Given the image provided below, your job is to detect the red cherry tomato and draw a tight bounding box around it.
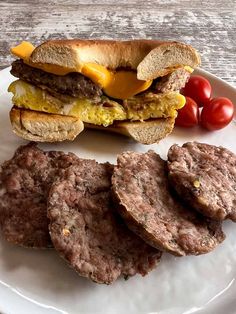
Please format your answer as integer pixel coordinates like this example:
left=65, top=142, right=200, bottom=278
left=175, top=96, right=199, bottom=127
left=201, top=97, right=234, bottom=130
left=181, top=75, right=212, bottom=107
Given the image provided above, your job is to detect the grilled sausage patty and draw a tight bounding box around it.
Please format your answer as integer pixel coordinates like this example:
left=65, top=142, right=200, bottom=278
left=112, top=150, right=225, bottom=256
left=11, top=59, right=102, bottom=99
left=168, top=142, right=236, bottom=221
left=0, top=143, right=77, bottom=248
left=155, top=68, right=190, bottom=93
left=47, top=158, right=161, bottom=284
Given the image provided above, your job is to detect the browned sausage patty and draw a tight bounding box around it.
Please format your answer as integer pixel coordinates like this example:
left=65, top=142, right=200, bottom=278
left=168, top=142, right=236, bottom=221
left=0, top=143, right=78, bottom=248
left=47, top=159, right=161, bottom=284
left=112, top=150, right=225, bottom=256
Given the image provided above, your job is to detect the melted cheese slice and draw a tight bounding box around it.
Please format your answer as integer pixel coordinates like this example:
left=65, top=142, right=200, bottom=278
left=103, top=71, right=152, bottom=100
left=81, top=63, right=152, bottom=100
left=11, top=42, right=152, bottom=99
left=11, top=41, right=35, bottom=60
left=80, top=63, right=112, bottom=87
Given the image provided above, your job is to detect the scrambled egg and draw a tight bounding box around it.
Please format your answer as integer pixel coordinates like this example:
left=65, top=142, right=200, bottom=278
left=125, top=93, right=185, bottom=121
left=8, top=80, right=186, bottom=127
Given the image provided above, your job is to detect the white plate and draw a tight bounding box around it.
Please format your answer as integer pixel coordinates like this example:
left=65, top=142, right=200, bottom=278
left=0, top=67, right=236, bottom=314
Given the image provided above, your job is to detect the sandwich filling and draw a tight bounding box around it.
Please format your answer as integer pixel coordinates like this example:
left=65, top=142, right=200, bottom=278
left=9, top=42, right=191, bottom=127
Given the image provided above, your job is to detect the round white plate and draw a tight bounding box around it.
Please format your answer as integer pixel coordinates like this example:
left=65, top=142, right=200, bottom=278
left=0, top=67, right=236, bottom=314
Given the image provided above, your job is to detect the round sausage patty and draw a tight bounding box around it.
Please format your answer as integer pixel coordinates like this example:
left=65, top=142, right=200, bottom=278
left=112, top=150, right=225, bottom=256
left=0, top=143, right=77, bottom=248
left=47, top=159, right=161, bottom=284
left=168, top=142, right=236, bottom=221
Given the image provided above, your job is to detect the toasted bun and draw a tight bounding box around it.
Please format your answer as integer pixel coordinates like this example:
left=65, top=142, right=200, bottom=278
left=10, top=106, right=174, bottom=144
left=29, top=39, right=200, bottom=81
left=85, top=118, right=175, bottom=145
left=10, top=107, right=84, bottom=142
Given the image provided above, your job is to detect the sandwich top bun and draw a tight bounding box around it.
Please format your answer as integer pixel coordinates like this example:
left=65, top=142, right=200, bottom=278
left=29, top=40, right=200, bottom=80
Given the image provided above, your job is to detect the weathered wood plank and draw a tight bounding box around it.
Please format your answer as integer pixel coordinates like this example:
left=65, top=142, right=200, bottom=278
left=0, top=1, right=236, bottom=86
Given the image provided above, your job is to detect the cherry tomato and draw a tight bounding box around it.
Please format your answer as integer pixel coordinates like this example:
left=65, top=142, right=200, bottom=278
left=175, top=96, right=199, bottom=127
left=201, top=97, right=234, bottom=130
left=181, top=75, right=212, bottom=107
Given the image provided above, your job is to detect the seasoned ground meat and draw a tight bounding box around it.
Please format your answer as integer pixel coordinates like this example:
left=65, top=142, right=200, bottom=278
left=11, top=59, right=102, bottom=99
left=47, top=159, right=161, bottom=284
left=112, top=150, right=225, bottom=256
left=0, top=143, right=78, bottom=248
left=155, top=68, right=191, bottom=93
left=168, top=142, right=236, bottom=221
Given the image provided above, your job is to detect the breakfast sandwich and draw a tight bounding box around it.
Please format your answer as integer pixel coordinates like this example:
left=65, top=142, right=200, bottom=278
left=8, top=40, right=200, bottom=143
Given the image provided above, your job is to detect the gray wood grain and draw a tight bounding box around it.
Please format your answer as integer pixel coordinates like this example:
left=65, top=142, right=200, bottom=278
left=0, top=0, right=236, bottom=87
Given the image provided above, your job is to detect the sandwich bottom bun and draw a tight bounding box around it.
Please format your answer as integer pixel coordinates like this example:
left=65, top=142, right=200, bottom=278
left=10, top=107, right=175, bottom=144
left=10, top=107, right=84, bottom=142
left=85, top=118, right=175, bottom=145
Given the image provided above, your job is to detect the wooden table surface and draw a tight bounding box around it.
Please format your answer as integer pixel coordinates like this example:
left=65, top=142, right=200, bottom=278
left=0, top=0, right=236, bottom=87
